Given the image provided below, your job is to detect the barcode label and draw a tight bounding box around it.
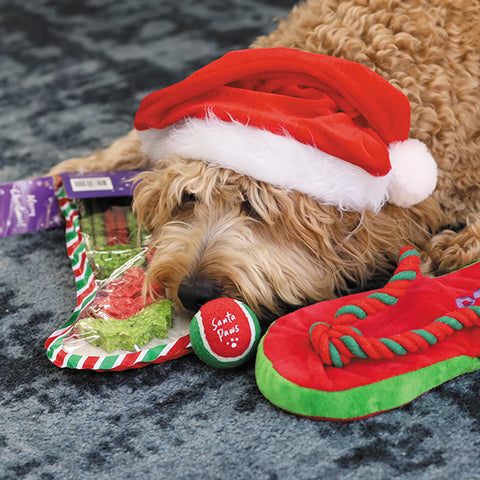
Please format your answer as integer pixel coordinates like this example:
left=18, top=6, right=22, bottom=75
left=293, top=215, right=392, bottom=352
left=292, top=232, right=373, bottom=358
left=69, top=177, right=114, bottom=192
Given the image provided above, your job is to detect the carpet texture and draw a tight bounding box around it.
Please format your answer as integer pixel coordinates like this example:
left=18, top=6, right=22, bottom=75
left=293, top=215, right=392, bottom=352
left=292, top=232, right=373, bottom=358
left=1, top=1, right=479, bottom=479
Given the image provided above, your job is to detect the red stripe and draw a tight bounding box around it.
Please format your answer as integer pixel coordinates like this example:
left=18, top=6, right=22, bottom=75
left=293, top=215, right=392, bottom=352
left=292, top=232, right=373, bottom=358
left=122, top=350, right=143, bottom=367
left=75, top=278, right=97, bottom=309
left=44, top=335, right=57, bottom=349
left=167, top=336, right=192, bottom=355
left=82, top=356, right=101, bottom=369
left=65, top=210, right=80, bottom=227
left=72, top=251, right=88, bottom=278
left=54, top=349, right=68, bottom=367
left=179, top=335, right=193, bottom=350
left=67, top=236, right=83, bottom=256
left=57, top=197, right=71, bottom=208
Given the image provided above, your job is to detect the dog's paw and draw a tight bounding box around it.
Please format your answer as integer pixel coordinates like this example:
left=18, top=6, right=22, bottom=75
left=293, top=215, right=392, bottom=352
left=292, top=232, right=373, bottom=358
left=426, top=223, right=480, bottom=274
left=47, top=156, right=94, bottom=176
left=47, top=129, right=152, bottom=177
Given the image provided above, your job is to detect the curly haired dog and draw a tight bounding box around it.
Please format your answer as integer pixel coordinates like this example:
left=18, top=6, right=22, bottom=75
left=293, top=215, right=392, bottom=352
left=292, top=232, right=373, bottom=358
left=50, top=0, right=480, bottom=322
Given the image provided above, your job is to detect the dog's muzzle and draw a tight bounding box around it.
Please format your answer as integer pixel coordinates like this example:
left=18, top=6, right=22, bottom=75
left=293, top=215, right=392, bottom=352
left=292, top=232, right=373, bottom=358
left=177, top=276, right=222, bottom=312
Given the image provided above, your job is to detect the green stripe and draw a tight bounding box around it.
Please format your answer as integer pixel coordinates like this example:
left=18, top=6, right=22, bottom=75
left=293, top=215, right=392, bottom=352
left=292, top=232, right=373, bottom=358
left=329, top=343, right=343, bottom=368
left=71, top=248, right=87, bottom=268
left=66, top=230, right=78, bottom=243
left=48, top=337, right=65, bottom=354
left=335, top=305, right=367, bottom=319
left=46, top=346, right=56, bottom=360
left=436, top=316, right=463, bottom=330
left=56, top=186, right=65, bottom=199
left=66, top=354, right=83, bottom=369
left=255, top=337, right=480, bottom=420
left=381, top=338, right=408, bottom=355
left=390, top=270, right=417, bottom=282
left=142, top=344, right=166, bottom=363
left=75, top=278, right=90, bottom=291
left=340, top=336, right=368, bottom=359
left=62, top=203, right=77, bottom=219
left=367, top=292, right=398, bottom=305
left=398, top=249, right=420, bottom=262
left=99, top=355, right=120, bottom=370
left=412, top=329, right=438, bottom=345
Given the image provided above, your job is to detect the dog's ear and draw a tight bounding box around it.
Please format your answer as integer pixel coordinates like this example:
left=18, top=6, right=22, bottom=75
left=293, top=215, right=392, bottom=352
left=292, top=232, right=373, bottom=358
left=132, top=162, right=179, bottom=234
left=132, top=156, right=247, bottom=232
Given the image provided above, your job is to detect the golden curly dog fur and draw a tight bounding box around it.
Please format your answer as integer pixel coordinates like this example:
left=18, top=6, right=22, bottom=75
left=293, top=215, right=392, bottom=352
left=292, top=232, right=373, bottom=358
left=50, top=0, right=480, bottom=321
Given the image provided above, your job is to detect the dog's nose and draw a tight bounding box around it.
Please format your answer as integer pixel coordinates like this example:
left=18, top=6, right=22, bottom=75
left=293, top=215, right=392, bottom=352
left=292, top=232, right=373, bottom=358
left=177, top=276, right=222, bottom=312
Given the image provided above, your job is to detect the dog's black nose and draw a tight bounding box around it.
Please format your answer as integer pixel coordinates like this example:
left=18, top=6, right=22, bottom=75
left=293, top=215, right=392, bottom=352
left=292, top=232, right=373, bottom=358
left=177, top=276, right=222, bottom=312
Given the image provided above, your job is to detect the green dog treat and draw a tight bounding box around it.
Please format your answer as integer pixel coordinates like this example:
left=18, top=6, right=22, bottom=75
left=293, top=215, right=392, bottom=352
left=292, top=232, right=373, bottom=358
left=78, top=198, right=151, bottom=280
left=79, top=200, right=107, bottom=251
left=76, top=299, right=174, bottom=353
left=126, top=209, right=150, bottom=247
left=92, top=244, right=145, bottom=280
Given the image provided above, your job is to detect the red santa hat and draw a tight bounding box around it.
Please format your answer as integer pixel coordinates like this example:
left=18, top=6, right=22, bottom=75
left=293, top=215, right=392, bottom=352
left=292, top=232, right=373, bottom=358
left=134, top=48, right=437, bottom=212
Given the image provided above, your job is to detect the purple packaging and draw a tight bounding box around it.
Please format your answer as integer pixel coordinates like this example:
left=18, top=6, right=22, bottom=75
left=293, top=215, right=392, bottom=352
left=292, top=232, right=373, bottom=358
left=60, top=170, right=141, bottom=199
left=0, top=170, right=141, bottom=237
left=0, top=177, right=62, bottom=237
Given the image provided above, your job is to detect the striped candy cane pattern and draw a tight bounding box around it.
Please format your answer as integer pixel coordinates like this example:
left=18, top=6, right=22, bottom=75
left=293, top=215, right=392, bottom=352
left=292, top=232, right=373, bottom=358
left=45, top=185, right=192, bottom=371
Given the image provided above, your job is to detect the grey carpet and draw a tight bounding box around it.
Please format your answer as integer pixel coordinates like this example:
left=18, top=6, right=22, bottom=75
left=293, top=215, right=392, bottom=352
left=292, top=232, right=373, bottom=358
left=1, top=1, right=479, bottom=479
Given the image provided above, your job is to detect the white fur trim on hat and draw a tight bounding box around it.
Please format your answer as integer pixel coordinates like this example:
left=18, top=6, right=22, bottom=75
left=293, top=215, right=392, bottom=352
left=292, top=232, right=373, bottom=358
left=137, top=116, right=437, bottom=212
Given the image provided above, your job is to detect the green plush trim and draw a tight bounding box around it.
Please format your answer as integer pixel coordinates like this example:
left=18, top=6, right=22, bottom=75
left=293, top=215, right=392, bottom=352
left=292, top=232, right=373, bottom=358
left=255, top=337, right=480, bottom=420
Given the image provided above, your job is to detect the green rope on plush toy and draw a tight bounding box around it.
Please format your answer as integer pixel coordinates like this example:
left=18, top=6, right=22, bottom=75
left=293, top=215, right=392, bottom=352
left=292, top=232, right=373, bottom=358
left=311, top=307, right=480, bottom=368
left=310, top=247, right=480, bottom=367
left=334, top=247, right=421, bottom=323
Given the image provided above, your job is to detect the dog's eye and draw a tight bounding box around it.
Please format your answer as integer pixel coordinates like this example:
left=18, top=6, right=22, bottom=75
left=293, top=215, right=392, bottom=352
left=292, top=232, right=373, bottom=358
left=181, top=192, right=198, bottom=204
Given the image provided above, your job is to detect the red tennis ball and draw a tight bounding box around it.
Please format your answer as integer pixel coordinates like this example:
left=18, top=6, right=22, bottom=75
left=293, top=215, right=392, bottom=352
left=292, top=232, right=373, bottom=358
left=190, top=298, right=261, bottom=368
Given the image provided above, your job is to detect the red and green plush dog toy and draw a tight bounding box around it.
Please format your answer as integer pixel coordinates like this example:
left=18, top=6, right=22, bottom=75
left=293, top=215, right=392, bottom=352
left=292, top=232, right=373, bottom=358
left=255, top=247, right=480, bottom=420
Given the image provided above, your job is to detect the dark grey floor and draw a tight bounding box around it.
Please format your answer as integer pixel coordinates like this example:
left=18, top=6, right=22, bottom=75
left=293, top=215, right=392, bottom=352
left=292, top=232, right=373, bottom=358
left=1, top=1, right=479, bottom=479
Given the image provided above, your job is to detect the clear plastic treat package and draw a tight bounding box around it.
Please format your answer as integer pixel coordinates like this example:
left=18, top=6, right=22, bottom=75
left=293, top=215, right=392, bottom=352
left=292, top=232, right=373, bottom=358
left=45, top=171, right=192, bottom=371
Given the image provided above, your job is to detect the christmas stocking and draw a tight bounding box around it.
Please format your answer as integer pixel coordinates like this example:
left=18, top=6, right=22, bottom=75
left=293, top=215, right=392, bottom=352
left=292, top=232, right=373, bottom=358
left=255, top=247, right=480, bottom=420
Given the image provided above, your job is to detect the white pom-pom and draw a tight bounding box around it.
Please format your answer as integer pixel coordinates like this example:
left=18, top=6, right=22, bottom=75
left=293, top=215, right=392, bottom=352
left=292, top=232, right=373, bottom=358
left=387, top=139, right=437, bottom=207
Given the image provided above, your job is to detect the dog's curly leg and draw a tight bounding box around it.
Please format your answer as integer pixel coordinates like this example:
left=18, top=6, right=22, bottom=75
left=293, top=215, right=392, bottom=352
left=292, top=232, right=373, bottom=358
left=48, top=129, right=153, bottom=175
left=424, top=215, right=480, bottom=274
